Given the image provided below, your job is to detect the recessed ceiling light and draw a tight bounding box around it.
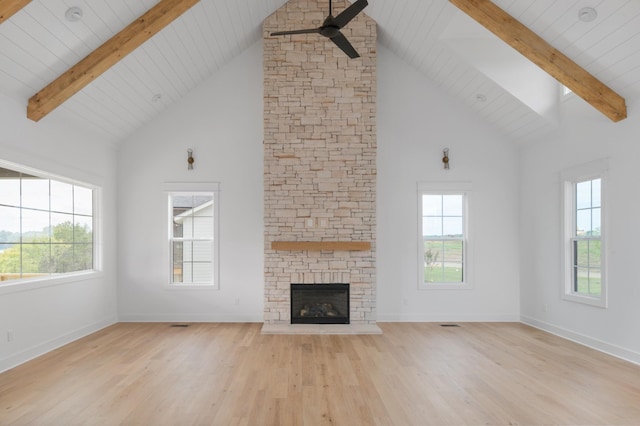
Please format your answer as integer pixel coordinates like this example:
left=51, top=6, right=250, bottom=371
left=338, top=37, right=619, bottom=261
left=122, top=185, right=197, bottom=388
left=476, top=94, right=487, bottom=102
left=152, top=93, right=163, bottom=103
left=65, top=6, right=83, bottom=22
left=578, top=7, right=597, bottom=23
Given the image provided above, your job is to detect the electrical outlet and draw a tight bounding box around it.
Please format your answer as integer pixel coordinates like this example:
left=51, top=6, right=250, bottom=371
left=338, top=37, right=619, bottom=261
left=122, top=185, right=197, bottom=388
left=306, top=218, right=315, bottom=228
left=7, top=330, right=14, bottom=342
left=235, top=298, right=240, bottom=305
left=543, top=304, right=549, bottom=312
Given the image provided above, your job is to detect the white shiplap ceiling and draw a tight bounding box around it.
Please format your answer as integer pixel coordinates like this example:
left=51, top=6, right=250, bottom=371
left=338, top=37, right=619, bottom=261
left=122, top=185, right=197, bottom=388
left=0, top=0, right=639, bottom=145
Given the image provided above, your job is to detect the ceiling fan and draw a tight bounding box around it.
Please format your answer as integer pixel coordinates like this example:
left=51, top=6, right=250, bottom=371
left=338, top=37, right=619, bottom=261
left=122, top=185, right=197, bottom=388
left=271, top=0, right=369, bottom=59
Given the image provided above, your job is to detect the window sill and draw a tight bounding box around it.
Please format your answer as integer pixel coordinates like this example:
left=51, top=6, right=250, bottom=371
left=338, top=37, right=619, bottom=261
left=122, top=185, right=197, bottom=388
left=563, top=293, right=607, bottom=308
left=0, top=271, right=104, bottom=295
left=164, top=283, right=219, bottom=291
left=419, top=283, right=473, bottom=291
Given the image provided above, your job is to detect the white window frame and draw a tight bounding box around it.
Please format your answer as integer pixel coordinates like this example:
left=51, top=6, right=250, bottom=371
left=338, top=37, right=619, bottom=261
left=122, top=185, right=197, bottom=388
left=0, top=159, right=101, bottom=292
left=164, top=182, right=219, bottom=290
left=418, top=182, right=472, bottom=290
left=561, top=160, right=607, bottom=308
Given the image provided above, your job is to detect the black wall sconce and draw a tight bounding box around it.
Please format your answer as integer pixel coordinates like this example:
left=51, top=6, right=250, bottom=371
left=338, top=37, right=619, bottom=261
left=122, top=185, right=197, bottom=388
left=442, top=148, right=450, bottom=170
left=187, top=149, right=194, bottom=170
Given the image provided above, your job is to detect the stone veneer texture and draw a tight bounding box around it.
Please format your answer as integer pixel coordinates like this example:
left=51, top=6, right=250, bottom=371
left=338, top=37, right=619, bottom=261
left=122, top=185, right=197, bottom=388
left=263, top=0, right=377, bottom=324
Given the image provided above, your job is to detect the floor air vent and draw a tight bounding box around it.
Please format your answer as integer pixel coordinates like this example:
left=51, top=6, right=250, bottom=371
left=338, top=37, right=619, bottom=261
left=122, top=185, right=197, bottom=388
left=440, top=324, right=460, bottom=327
left=170, top=324, right=189, bottom=328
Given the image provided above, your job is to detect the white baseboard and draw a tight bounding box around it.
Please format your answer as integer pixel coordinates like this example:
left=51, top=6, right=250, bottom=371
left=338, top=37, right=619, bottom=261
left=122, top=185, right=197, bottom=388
left=0, top=315, right=118, bottom=374
left=377, top=313, right=520, bottom=322
left=117, top=313, right=263, bottom=323
left=521, top=315, right=640, bottom=366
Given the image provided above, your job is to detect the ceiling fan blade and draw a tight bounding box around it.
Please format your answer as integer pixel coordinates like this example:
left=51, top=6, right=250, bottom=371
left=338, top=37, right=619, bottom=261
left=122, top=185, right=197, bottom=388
left=271, top=28, right=321, bottom=36
left=330, top=32, right=360, bottom=58
left=333, top=0, right=368, bottom=29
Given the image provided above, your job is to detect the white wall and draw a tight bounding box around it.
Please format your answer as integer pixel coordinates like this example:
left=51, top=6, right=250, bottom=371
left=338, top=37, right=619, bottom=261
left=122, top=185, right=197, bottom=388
left=376, top=46, right=521, bottom=321
left=117, top=42, right=265, bottom=322
left=117, top=42, right=521, bottom=323
left=520, top=96, right=640, bottom=364
left=0, top=93, right=118, bottom=372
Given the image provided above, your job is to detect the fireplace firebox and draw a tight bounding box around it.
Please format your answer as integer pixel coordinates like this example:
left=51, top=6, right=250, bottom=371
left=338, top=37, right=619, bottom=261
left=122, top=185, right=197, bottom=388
left=290, top=284, right=350, bottom=324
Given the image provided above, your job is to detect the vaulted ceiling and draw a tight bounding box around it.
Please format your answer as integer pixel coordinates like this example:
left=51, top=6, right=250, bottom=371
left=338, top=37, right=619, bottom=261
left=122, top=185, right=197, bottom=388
left=1, top=0, right=639, bottom=145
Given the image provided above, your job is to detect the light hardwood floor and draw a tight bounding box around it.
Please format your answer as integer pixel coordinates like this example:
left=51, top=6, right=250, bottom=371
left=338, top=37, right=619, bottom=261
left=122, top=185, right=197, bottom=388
left=1, top=322, right=639, bottom=425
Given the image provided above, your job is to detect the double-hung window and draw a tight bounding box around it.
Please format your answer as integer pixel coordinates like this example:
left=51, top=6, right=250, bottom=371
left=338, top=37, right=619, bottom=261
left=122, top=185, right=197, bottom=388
left=418, top=183, right=471, bottom=289
left=167, top=183, right=219, bottom=288
left=0, top=161, right=96, bottom=284
left=562, top=161, right=607, bottom=307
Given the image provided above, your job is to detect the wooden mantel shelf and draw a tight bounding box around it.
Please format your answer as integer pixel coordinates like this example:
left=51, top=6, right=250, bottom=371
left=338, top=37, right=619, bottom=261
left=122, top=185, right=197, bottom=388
left=271, top=241, right=371, bottom=251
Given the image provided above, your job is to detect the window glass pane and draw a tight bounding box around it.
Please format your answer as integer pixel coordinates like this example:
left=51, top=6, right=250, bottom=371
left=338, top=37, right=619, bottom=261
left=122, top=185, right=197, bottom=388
left=22, top=178, right=49, bottom=210
left=591, top=179, right=601, bottom=208
left=192, top=262, right=212, bottom=282
left=424, top=259, right=443, bottom=283
left=51, top=243, right=74, bottom=273
left=182, top=263, right=193, bottom=283
left=442, top=217, right=462, bottom=236
left=173, top=263, right=184, bottom=283
left=192, top=241, right=212, bottom=262
left=442, top=195, right=462, bottom=216
left=575, top=267, right=589, bottom=294
left=423, top=217, right=442, bottom=237
left=193, top=217, right=214, bottom=239
left=0, top=245, right=20, bottom=274
left=442, top=241, right=463, bottom=282
left=50, top=181, right=73, bottom=213
left=588, top=268, right=601, bottom=296
left=573, top=240, right=601, bottom=297
left=172, top=219, right=183, bottom=238
left=73, top=244, right=93, bottom=271
left=0, top=173, right=20, bottom=207
left=180, top=241, right=193, bottom=263
left=180, top=218, right=194, bottom=239
left=424, top=240, right=443, bottom=283
left=74, top=216, right=93, bottom=243
left=172, top=241, right=184, bottom=282
left=576, top=209, right=591, bottom=235
left=22, top=209, right=50, bottom=241
left=51, top=214, right=74, bottom=243
left=574, top=240, right=589, bottom=267
left=422, top=195, right=442, bottom=216
left=193, top=196, right=214, bottom=216
left=0, top=206, right=20, bottom=241
left=73, top=186, right=93, bottom=216
left=172, top=195, right=193, bottom=210
left=588, top=240, right=601, bottom=268
left=576, top=181, right=592, bottom=209
left=591, top=208, right=601, bottom=236
left=21, top=243, right=50, bottom=274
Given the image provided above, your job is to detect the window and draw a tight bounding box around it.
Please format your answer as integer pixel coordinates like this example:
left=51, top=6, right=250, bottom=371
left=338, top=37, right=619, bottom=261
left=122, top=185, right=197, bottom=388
left=418, top=183, right=471, bottom=289
left=562, top=84, right=573, bottom=96
left=167, top=184, right=219, bottom=288
left=0, top=162, right=96, bottom=283
left=562, top=161, right=607, bottom=307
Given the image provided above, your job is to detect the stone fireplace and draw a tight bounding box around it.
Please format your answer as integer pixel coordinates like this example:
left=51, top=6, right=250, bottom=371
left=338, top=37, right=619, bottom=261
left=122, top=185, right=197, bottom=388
left=263, top=0, right=377, bottom=328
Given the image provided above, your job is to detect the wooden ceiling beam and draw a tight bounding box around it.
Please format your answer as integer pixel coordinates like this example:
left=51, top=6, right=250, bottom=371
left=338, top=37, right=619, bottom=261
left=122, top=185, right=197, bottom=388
left=0, top=0, right=31, bottom=24
left=27, top=0, right=200, bottom=122
left=449, top=0, right=627, bottom=122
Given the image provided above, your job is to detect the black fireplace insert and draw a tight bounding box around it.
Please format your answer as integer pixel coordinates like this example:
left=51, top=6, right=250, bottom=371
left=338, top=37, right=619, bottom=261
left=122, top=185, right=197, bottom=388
left=290, top=283, right=350, bottom=324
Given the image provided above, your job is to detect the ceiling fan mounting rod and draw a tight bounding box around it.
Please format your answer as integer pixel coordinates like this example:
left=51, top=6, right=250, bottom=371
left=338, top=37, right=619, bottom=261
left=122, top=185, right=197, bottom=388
left=329, top=0, right=332, bottom=16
